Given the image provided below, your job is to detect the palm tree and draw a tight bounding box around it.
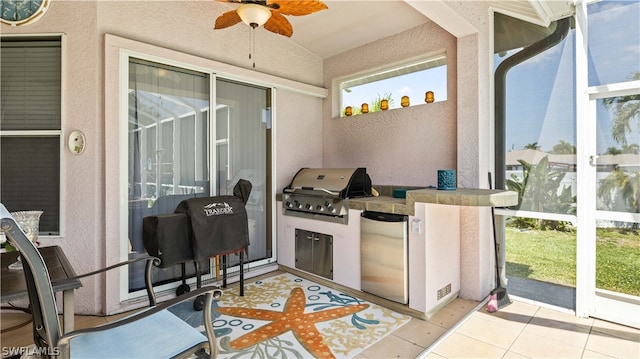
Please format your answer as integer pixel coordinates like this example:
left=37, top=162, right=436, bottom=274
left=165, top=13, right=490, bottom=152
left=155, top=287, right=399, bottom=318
left=602, top=72, right=640, bottom=146
left=621, top=144, right=639, bottom=154
left=604, top=147, right=623, bottom=155
left=551, top=140, right=576, bottom=154
left=524, top=142, right=541, bottom=150
left=598, top=168, right=640, bottom=216
left=598, top=71, right=640, bottom=222
left=604, top=144, right=639, bottom=155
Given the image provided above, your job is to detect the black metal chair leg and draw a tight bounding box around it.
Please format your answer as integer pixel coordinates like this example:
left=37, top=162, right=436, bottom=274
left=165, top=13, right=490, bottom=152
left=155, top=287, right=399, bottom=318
left=193, top=260, right=205, bottom=311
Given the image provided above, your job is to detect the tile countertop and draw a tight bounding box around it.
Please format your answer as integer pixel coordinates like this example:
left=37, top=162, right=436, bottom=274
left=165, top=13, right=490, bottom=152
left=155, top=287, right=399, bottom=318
left=349, top=188, right=519, bottom=216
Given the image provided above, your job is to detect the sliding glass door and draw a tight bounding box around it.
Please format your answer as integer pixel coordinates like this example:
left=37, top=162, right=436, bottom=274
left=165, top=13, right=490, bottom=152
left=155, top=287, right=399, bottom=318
left=215, top=78, right=272, bottom=269
left=125, top=58, right=272, bottom=294
left=127, top=59, right=211, bottom=291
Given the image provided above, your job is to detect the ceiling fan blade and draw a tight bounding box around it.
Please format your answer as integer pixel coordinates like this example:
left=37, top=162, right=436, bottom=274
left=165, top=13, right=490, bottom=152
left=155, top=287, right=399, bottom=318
left=269, top=0, right=327, bottom=16
left=216, top=0, right=275, bottom=6
left=214, top=10, right=242, bottom=29
left=263, top=11, right=293, bottom=37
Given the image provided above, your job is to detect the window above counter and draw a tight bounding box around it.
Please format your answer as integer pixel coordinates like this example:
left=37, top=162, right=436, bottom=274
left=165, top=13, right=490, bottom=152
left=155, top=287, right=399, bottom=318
left=335, top=53, right=448, bottom=118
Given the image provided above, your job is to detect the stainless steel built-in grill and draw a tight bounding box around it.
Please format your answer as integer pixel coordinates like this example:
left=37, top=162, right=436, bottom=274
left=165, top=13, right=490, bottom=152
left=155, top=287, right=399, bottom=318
left=282, top=168, right=372, bottom=224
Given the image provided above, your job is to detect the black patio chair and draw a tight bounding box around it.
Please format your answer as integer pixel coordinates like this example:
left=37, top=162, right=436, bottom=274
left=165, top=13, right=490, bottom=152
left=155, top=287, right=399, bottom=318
left=0, top=203, right=221, bottom=358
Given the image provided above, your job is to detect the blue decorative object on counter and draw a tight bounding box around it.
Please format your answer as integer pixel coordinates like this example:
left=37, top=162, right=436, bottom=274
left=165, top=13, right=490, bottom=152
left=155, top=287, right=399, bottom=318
left=437, top=170, right=456, bottom=190
left=393, top=189, right=408, bottom=198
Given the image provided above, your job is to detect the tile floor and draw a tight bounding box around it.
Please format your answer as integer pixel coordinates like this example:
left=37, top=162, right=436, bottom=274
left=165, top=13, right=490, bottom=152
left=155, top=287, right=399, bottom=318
left=2, top=287, right=639, bottom=358
left=422, top=299, right=639, bottom=359
left=357, top=296, right=640, bottom=359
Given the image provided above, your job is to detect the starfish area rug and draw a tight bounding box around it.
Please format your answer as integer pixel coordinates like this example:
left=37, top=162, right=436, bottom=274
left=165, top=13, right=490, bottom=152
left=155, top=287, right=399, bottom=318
left=168, top=272, right=412, bottom=358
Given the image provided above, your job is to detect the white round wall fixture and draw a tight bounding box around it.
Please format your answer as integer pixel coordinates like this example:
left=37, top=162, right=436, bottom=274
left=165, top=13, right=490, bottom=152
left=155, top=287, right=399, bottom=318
left=68, top=130, right=86, bottom=154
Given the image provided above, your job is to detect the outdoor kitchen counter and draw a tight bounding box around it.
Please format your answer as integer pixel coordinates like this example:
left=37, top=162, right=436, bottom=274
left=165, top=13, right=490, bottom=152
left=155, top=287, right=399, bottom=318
left=348, top=196, right=412, bottom=215
left=348, top=188, right=518, bottom=215
left=276, top=187, right=518, bottom=319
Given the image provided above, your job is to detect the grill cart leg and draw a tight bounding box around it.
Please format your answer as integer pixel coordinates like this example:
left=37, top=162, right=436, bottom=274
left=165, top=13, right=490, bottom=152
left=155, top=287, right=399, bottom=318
left=239, top=250, right=244, bottom=296
left=215, top=255, right=220, bottom=282
left=222, top=255, right=228, bottom=288
left=175, top=262, right=191, bottom=296
left=195, top=260, right=202, bottom=289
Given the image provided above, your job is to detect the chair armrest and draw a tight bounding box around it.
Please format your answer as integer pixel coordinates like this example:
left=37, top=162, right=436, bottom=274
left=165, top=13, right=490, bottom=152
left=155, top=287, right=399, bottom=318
left=52, top=256, right=161, bottom=306
left=57, top=286, right=222, bottom=358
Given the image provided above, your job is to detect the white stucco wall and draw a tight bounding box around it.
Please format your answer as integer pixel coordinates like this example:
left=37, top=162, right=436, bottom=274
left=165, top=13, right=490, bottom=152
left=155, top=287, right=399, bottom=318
left=274, top=90, right=324, bottom=193
left=1, top=1, right=104, bottom=314
left=322, top=22, right=457, bottom=187
left=449, top=2, right=495, bottom=303
left=427, top=1, right=496, bottom=301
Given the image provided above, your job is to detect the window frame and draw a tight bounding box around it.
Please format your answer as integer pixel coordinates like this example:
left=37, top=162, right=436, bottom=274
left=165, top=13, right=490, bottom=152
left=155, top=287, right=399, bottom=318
left=333, top=52, right=448, bottom=118
left=0, top=34, right=65, bottom=237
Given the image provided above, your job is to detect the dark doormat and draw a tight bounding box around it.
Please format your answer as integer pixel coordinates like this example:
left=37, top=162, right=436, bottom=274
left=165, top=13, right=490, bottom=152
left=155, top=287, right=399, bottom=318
left=507, top=276, right=576, bottom=310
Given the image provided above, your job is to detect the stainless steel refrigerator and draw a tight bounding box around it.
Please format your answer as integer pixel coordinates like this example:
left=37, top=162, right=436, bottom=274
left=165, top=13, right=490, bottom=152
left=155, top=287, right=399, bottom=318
left=360, top=211, right=409, bottom=304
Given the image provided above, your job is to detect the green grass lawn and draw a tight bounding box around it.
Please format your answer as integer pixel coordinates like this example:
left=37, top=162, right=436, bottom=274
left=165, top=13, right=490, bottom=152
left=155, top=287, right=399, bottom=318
left=505, top=226, right=640, bottom=296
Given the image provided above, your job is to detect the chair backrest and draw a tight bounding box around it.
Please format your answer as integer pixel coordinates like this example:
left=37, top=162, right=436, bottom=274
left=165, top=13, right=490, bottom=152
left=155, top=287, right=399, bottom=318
left=0, top=204, right=62, bottom=352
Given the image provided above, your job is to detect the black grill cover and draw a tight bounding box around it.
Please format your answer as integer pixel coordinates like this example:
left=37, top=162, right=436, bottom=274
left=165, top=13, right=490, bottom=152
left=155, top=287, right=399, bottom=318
left=142, top=213, right=193, bottom=268
left=175, top=196, right=250, bottom=260
left=233, top=178, right=252, bottom=205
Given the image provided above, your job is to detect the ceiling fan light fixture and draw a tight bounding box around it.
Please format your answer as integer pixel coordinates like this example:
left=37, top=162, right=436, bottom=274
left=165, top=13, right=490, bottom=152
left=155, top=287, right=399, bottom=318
left=237, top=4, right=272, bottom=27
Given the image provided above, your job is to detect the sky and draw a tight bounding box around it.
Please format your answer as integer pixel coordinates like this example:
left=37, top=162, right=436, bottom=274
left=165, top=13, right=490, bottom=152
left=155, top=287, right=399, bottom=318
left=500, top=0, right=640, bottom=154
left=341, top=65, right=448, bottom=111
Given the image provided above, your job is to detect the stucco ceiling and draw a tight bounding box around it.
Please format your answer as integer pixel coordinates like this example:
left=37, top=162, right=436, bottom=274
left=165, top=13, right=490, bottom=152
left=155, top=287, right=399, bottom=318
left=280, top=0, right=574, bottom=59
left=286, top=1, right=430, bottom=59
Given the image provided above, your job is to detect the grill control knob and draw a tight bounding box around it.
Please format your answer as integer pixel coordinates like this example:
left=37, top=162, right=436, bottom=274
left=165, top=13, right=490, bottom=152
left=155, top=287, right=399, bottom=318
left=325, top=201, right=334, bottom=212
left=294, top=200, right=301, bottom=209
left=316, top=205, right=323, bottom=212
left=306, top=203, right=313, bottom=210
left=285, top=201, right=292, bottom=208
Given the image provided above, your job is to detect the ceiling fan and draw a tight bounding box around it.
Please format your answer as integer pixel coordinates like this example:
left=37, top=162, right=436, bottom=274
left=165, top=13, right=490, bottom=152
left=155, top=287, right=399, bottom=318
left=214, top=0, right=328, bottom=37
